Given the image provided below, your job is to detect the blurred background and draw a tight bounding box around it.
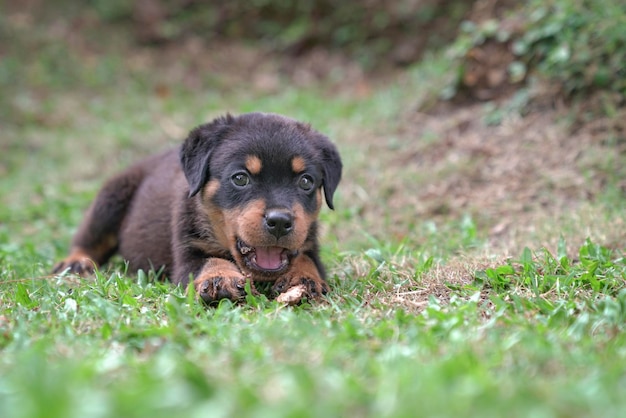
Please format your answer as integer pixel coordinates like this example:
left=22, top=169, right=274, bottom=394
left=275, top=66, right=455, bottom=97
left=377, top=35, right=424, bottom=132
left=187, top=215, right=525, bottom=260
left=1, top=0, right=625, bottom=264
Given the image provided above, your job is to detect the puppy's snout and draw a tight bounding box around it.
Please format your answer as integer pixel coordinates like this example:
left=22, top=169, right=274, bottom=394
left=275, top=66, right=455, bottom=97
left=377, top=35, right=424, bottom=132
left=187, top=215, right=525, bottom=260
left=265, top=209, right=294, bottom=239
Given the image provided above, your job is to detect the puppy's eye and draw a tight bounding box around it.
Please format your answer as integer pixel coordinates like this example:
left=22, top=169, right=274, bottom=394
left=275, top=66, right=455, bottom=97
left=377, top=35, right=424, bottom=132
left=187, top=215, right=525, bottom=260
left=232, top=173, right=250, bottom=187
left=298, top=174, right=314, bottom=191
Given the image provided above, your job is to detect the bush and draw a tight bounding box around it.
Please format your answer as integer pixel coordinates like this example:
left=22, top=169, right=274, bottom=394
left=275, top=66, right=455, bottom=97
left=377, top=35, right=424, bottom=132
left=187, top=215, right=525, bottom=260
left=449, top=0, right=626, bottom=100
left=90, top=0, right=473, bottom=68
left=519, top=0, right=626, bottom=97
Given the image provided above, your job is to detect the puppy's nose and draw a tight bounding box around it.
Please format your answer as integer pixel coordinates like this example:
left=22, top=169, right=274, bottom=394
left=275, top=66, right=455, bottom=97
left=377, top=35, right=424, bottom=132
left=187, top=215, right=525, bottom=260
left=265, top=209, right=294, bottom=239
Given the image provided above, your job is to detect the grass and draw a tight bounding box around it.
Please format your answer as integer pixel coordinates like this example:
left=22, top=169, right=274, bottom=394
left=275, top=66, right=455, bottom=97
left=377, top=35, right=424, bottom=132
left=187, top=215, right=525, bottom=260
left=2, top=7, right=626, bottom=418
left=3, top=243, right=626, bottom=417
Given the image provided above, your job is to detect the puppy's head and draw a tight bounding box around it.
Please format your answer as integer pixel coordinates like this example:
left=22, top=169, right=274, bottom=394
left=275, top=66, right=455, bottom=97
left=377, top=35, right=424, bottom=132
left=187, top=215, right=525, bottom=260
left=180, top=113, right=342, bottom=279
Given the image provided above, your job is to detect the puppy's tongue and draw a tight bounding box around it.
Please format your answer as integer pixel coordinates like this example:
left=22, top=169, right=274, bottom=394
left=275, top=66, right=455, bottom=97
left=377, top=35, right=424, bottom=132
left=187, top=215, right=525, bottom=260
left=255, top=246, right=284, bottom=270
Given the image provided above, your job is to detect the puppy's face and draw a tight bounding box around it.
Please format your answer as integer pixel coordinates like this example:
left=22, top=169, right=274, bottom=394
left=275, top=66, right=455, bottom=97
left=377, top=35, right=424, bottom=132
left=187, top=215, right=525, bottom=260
left=180, top=113, right=342, bottom=280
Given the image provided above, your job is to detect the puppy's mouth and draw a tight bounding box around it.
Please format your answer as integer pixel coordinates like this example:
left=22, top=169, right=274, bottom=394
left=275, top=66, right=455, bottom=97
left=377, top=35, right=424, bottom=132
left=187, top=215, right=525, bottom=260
left=236, top=238, right=296, bottom=274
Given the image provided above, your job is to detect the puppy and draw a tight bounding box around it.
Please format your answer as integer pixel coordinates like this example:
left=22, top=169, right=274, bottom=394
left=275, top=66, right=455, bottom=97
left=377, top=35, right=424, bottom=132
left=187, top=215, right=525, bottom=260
left=53, top=112, right=342, bottom=304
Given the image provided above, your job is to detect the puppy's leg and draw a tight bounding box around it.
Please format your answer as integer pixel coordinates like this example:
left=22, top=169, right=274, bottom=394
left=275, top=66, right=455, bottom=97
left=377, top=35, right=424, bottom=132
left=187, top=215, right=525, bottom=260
left=193, top=258, right=256, bottom=304
left=53, top=168, right=145, bottom=275
left=272, top=254, right=329, bottom=302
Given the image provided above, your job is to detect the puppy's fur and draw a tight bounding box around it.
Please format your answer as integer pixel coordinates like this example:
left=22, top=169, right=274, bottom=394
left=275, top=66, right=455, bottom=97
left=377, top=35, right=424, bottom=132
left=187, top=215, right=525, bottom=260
left=53, top=113, right=342, bottom=304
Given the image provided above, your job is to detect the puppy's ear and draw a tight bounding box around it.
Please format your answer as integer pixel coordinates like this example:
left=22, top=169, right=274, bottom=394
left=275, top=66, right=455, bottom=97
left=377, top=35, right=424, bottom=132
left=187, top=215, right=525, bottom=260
left=180, top=114, right=235, bottom=197
left=317, top=135, right=343, bottom=210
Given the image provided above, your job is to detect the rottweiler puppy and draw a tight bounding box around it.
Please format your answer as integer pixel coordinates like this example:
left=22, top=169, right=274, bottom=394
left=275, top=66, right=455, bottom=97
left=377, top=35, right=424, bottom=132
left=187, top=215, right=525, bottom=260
left=53, top=112, right=342, bottom=304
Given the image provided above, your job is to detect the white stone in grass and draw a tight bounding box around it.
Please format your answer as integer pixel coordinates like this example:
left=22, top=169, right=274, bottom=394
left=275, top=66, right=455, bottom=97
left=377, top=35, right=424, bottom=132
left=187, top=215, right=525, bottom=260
left=276, top=284, right=307, bottom=305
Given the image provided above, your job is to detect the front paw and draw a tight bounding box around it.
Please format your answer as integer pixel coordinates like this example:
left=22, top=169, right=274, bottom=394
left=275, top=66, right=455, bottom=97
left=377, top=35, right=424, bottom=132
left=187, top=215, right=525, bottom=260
left=193, top=258, right=259, bottom=305
left=52, top=250, right=96, bottom=276
left=194, top=270, right=262, bottom=305
left=194, top=274, right=248, bottom=304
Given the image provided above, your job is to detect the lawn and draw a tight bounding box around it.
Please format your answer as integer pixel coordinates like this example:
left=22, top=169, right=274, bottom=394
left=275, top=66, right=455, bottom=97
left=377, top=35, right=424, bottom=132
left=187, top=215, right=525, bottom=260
left=2, top=5, right=626, bottom=418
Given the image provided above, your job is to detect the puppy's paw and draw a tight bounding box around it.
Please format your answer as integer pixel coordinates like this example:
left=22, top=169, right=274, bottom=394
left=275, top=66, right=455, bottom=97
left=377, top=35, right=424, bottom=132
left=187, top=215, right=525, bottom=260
left=194, top=274, right=249, bottom=304
left=272, top=255, right=329, bottom=304
left=52, top=250, right=96, bottom=276
left=193, top=258, right=260, bottom=305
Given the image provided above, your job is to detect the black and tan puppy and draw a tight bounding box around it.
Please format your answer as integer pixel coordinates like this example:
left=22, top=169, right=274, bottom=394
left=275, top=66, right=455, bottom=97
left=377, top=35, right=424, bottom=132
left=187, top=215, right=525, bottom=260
left=53, top=112, right=342, bottom=304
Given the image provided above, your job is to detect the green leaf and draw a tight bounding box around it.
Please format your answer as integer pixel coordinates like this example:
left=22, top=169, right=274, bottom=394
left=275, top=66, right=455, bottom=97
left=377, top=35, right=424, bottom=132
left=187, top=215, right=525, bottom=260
left=15, top=283, right=37, bottom=309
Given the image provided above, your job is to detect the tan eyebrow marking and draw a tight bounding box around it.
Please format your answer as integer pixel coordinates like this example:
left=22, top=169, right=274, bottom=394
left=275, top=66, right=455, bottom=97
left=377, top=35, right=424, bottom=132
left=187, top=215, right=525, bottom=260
left=291, top=156, right=306, bottom=173
left=245, top=155, right=262, bottom=175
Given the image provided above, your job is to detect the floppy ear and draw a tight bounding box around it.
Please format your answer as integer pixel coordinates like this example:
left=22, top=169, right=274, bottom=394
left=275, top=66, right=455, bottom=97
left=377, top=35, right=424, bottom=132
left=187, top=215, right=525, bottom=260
left=180, top=114, right=235, bottom=197
left=317, top=135, right=343, bottom=210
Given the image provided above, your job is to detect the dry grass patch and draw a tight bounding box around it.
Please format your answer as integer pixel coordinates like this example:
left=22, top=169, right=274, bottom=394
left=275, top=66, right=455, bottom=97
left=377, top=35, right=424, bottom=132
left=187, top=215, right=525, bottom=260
left=334, top=88, right=625, bottom=256
left=334, top=250, right=510, bottom=314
